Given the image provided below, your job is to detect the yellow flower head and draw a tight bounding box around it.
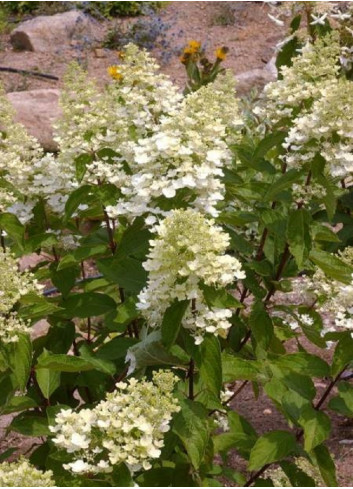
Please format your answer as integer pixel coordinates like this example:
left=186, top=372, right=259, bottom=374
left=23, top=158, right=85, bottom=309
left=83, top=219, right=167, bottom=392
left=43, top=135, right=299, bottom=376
left=107, top=65, right=123, bottom=81
left=183, top=40, right=201, bottom=55
left=215, top=46, right=229, bottom=61
left=188, top=40, right=201, bottom=50
left=116, top=50, right=125, bottom=60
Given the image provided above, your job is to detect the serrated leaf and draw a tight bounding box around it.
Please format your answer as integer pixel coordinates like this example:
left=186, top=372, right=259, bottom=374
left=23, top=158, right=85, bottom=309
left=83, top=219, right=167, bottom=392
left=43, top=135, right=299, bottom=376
left=9, top=413, right=50, bottom=436
left=287, top=209, right=311, bottom=268
left=249, top=301, right=274, bottom=352
left=161, top=299, right=189, bottom=350
left=173, top=399, right=210, bottom=470
left=331, top=333, right=353, bottom=377
left=200, top=283, right=242, bottom=309
left=222, top=353, right=260, bottom=382
left=310, top=249, right=353, bottom=284
left=36, top=353, right=95, bottom=372
left=312, top=444, right=337, bottom=487
left=7, top=334, right=32, bottom=391
left=299, top=406, right=331, bottom=452
left=60, top=292, right=116, bottom=318
left=248, top=431, right=297, bottom=471
left=199, top=335, right=222, bottom=396
left=273, top=353, right=329, bottom=378
left=127, top=331, right=188, bottom=371
left=36, top=350, right=61, bottom=399
left=64, top=185, right=92, bottom=220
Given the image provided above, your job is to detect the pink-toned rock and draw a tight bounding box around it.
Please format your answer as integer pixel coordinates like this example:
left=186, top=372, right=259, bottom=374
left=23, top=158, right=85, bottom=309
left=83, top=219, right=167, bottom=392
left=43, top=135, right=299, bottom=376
left=6, top=89, right=61, bottom=151
left=10, top=10, right=101, bottom=52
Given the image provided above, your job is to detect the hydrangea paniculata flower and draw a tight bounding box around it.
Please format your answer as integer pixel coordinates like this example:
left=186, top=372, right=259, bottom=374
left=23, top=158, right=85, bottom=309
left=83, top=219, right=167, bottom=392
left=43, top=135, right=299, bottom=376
left=137, top=209, right=245, bottom=344
left=50, top=371, right=180, bottom=475
left=0, top=458, right=55, bottom=487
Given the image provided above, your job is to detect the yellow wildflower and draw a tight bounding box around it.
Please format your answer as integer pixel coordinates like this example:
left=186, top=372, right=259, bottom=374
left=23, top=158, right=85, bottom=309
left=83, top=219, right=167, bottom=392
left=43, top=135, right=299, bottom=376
left=107, top=65, right=123, bottom=81
left=188, top=40, right=201, bottom=51
left=215, top=46, right=229, bottom=61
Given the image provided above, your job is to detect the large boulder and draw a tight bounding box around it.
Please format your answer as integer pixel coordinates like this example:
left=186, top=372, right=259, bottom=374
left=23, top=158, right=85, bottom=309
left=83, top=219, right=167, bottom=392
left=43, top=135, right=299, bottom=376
left=10, top=10, right=101, bottom=52
left=6, top=89, right=61, bottom=151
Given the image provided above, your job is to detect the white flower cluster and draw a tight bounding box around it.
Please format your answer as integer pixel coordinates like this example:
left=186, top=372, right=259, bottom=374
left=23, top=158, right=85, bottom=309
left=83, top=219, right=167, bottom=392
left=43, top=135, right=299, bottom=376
left=0, top=458, right=55, bottom=487
left=56, top=45, right=242, bottom=222
left=0, top=249, right=42, bottom=314
left=284, top=78, right=353, bottom=178
left=55, top=45, right=182, bottom=187
left=304, top=248, right=353, bottom=333
left=255, top=34, right=353, bottom=182
left=50, top=371, right=180, bottom=475
left=0, top=86, right=74, bottom=224
left=108, top=70, right=242, bottom=220
left=255, top=34, right=341, bottom=125
left=0, top=250, right=41, bottom=343
left=0, top=313, right=30, bottom=344
left=137, top=209, right=245, bottom=344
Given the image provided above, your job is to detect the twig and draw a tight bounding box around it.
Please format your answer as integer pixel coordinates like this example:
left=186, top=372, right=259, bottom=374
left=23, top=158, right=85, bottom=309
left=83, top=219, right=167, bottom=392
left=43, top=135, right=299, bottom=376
left=0, top=66, right=59, bottom=81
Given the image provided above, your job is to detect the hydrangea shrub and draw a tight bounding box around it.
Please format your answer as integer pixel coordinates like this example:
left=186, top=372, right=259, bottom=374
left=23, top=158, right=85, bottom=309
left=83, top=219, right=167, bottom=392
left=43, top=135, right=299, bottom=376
left=0, top=4, right=353, bottom=486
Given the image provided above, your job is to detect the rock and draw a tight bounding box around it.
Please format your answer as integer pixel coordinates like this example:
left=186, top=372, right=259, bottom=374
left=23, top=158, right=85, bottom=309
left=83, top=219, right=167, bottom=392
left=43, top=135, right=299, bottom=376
left=236, top=67, right=276, bottom=95
left=10, top=10, right=101, bottom=52
left=264, top=56, right=278, bottom=78
left=7, top=89, right=61, bottom=151
left=94, top=47, right=106, bottom=58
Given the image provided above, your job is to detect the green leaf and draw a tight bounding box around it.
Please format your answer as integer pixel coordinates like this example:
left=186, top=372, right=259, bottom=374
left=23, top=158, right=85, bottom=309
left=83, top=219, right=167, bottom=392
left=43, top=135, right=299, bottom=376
left=64, top=185, right=92, bottom=220
left=7, top=334, right=32, bottom=391
left=249, top=301, right=274, bottom=352
left=9, top=413, right=50, bottom=436
left=272, top=353, right=329, bottom=378
left=310, top=249, right=353, bottom=284
left=331, top=332, right=353, bottom=377
left=0, top=448, right=18, bottom=463
left=312, top=444, right=337, bottom=487
left=114, top=297, right=139, bottom=328
left=2, top=396, right=38, bottom=414
left=127, top=332, right=188, bottom=371
left=36, top=353, right=96, bottom=372
left=248, top=431, right=297, bottom=471
left=60, top=292, right=116, bottom=318
left=298, top=406, right=331, bottom=452
left=279, top=461, right=316, bottom=487
left=287, top=209, right=311, bottom=268
left=74, top=153, right=93, bottom=182
left=279, top=371, right=316, bottom=401
left=161, top=299, right=189, bottom=350
left=264, top=169, right=302, bottom=201
left=0, top=212, right=24, bottom=246
left=79, top=343, right=116, bottom=375
left=173, top=399, right=210, bottom=470
left=214, top=411, right=258, bottom=458
left=328, top=382, right=353, bottom=418
left=276, top=37, right=300, bottom=73
left=97, top=256, right=147, bottom=293
left=36, top=350, right=61, bottom=399
left=111, top=463, right=134, bottom=487
left=222, top=353, right=260, bottom=382
left=96, top=337, right=137, bottom=361
left=253, top=132, right=286, bottom=161
left=19, top=293, right=63, bottom=321
left=199, top=335, right=222, bottom=396
left=50, top=263, right=80, bottom=297
left=200, top=283, right=242, bottom=309
left=116, top=218, right=151, bottom=259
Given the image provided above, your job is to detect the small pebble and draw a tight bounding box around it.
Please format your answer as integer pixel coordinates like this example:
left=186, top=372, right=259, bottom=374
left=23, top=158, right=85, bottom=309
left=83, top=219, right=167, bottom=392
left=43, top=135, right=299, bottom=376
left=263, top=409, right=272, bottom=415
